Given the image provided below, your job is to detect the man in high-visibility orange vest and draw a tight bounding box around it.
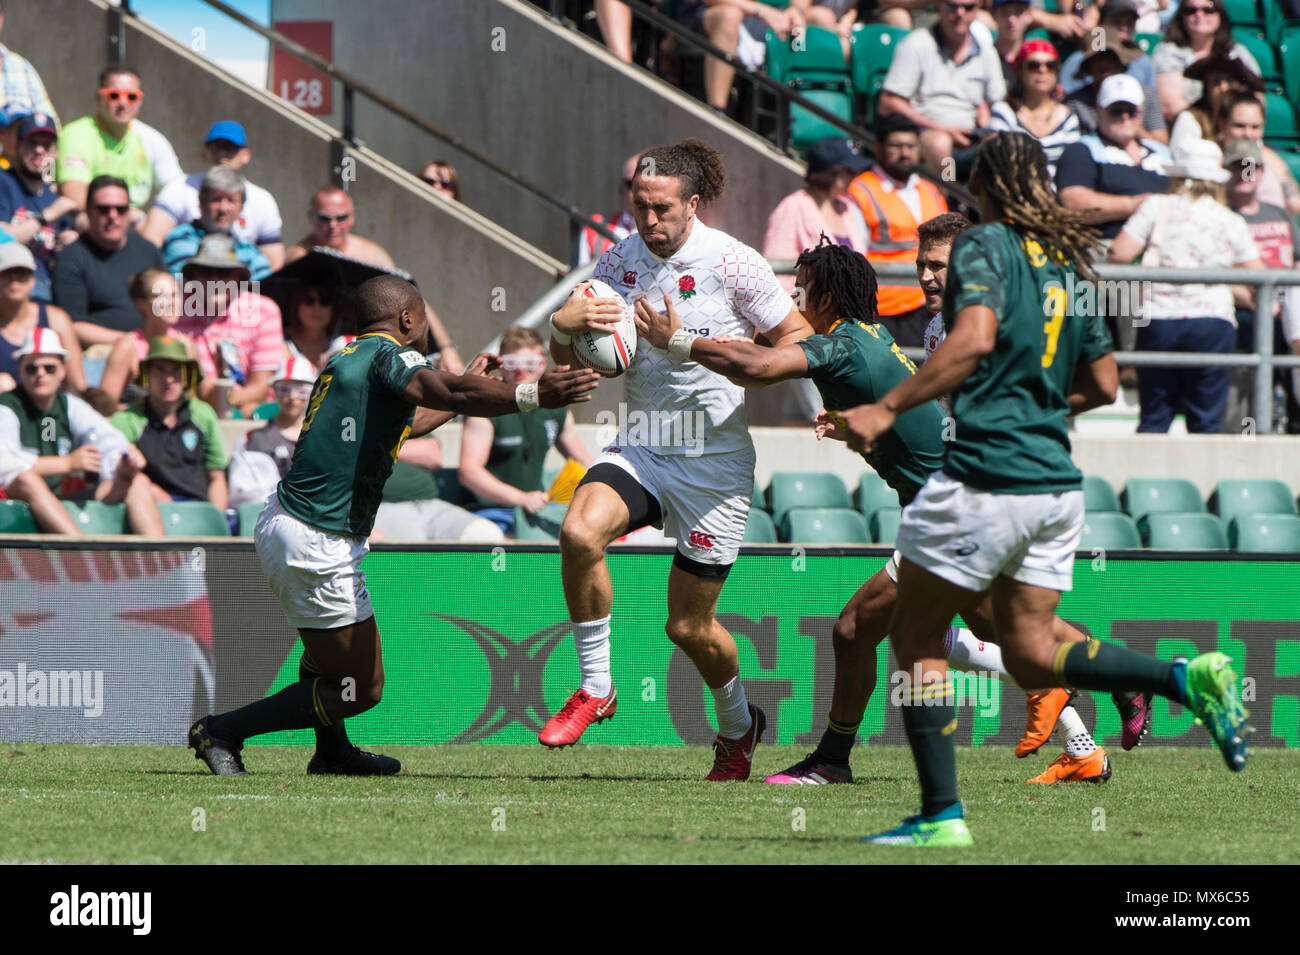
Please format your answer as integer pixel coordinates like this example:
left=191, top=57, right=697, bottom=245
left=847, top=114, right=948, bottom=347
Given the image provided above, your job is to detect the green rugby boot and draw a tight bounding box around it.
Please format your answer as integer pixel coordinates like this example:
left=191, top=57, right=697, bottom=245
left=1178, top=653, right=1252, bottom=772
left=860, top=803, right=973, bottom=847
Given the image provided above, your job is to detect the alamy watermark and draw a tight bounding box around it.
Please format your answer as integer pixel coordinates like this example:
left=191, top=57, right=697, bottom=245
left=595, top=403, right=708, bottom=457
left=0, top=664, right=104, bottom=717
left=888, top=665, right=1000, bottom=719
left=1044, top=273, right=1155, bottom=327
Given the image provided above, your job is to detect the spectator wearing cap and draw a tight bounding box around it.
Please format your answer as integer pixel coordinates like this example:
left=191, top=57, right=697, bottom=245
left=575, top=154, right=637, bottom=269
left=1152, top=0, right=1260, bottom=126
left=1057, top=73, right=1172, bottom=240
left=174, top=232, right=283, bottom=418
left=846, top=114, right=948, bottom=346
left=1214, top=91, right=1300, bottom=218
left=238, top=355, right=315, bottom=481
left=1063, top=28, right=1167, bottom=142
left=1223, top=136, right=1300, bottom=429
left=763, top=137, right=871, bottom=296
left=0, top=326, right=161, bottom=535
left=0, top=243, right=84, bottom=394
left=0, top=113, right=79, bottom=302
left=0, top=3, right=57, bottom=123
left=160, top=166, right=271, bottom=281
left=143, top=121, right=284, bottom=270
left=458, top=326, right=592, bottom=538
left=877, top=0, right=1007, bottom=174
left=52, top=175, right=164, bottom=347
left=989, top=39, right=1082, bottom=180
left=1168, top=55, right=1263, bottom=157
left=1061, top=0, right=1159, bottom=95
left=99, top=268, right=197, bottom=407
left=110, top=335, right=227, bottom=513
left=56, top=65, right=180, bottom=215
left=1108, top=139, right=1264, bottom=433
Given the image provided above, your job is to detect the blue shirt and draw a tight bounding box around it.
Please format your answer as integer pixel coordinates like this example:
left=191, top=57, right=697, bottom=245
left=0, top=168, right=74, bottom=303
left=162, top=222, right=272, bottom=281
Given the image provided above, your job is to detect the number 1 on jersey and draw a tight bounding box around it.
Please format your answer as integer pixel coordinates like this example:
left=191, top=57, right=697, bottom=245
left=1042, top=287, right=1066, bottom=368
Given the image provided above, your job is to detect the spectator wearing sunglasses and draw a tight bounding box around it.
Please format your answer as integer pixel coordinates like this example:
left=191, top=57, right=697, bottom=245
left=51, top=175, right=164, bottom=348
left=1152, top=0, right=1260, bottom=126
left=989, top=39, right=1081, bottom=181
left=55, top=66, right=180, bottom=216
left=284, top=282, right=354, bottom=371
left=878, top=0, right=1006, bottom=175
left=458, top=325, right=593, bottom=537
left=418, top=159, right=460, bottom=202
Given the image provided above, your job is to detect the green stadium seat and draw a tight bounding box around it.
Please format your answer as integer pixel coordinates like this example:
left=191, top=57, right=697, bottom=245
left=849, top=24, right=908, bottom=124
left=1210, top=478, right=1298, bottom=528
left=1280, top=26, right=1300, bottom=101
left=766, top=26, right=854, bottom=151
left=1135, top=32, right=1162, bottom=54
left=766, top=24, right=846, bottom=82
left=742, top=508, right=778, bottom=543
left=785, top=507, right=870, bottom=543
left=1079, top=513, right=1142, bottom=549
left=0, top=499, right=39, bottom=533
left=252, top=401, right=280, bottom=420
left=855, top=471, right=900, bottom=523
left=767, top=471, right=852, bottom=535
left=1263, top=92, right=1300, bottom=147
left=1141, top=512, right=1228, bottom=550
left=237, top=500, right=267, bottom=536
left=1122, top=477, right=1205, bottom=523
left=1231, top=29, right=1282, bottom=89
left=1083, top=475, right=1120, bottom=512
left=62, top=501, right=127, bottom=534
left=514, top=504, right=566, bottom=541
left=158, top=501, right=231, bottom=536
left=869, top=505, right=902, bottom=544
left=1262, top=0, right=1288, bottom=44
left=1275, top=148, right=1300, bottom=186
left=1223, top=0, right=1264, bottom=32
left=752, top=477, right=766, bottom=512
left=1230, top=513, right=1300, bottom=552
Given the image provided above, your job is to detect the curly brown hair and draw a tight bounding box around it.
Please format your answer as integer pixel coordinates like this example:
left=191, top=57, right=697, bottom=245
left=634, top=138, right=727, bottom=205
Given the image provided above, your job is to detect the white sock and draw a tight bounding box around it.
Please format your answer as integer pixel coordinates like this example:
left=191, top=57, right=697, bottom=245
left=573, top=616, right=612, bottom=697
left=945, top=627, right=1009, bottom=680
left=711, top=674, right=752, bottom=739
left=1056, top=705, right=1097, bottom=757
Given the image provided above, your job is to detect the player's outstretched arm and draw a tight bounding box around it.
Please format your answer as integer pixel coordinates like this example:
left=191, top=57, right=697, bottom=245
left=633, top=296, right=808, bottom=387
left=403, top=362, right=599, bottom=418
left=838, top=304, right=997, bottom=454
left=409, top=352, right=503, bottom=436
left=1068, top=353, right=1119, bottom=415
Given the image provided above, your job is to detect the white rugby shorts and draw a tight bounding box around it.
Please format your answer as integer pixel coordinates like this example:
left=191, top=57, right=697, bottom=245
left=255, top=493, right=374, bottom=630
left=895, top=471, right=1084, bottom=593
left=597, top=442, right=753, bottom=567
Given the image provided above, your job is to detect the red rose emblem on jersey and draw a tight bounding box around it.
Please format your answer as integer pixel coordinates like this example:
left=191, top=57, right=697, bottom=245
left=678, top=275, right=696, bottom=300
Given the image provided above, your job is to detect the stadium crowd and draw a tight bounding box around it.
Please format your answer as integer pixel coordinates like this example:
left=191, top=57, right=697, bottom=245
left=1, top=0, right=1298, bottom=538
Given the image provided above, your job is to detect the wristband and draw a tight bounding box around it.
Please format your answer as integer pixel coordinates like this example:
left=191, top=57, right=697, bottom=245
left=33, top=210, right=47, bottom=227
left=515, top=382, right=539, bottom=411
left=548, top=314, right=572, bottom=346
left=667, top=329, right=698, bottom=362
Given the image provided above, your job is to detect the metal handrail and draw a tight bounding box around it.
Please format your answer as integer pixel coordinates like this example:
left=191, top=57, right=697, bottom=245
left=555, top=0, right=976, bottom=209
left=137, top=0, right=619, bottom=251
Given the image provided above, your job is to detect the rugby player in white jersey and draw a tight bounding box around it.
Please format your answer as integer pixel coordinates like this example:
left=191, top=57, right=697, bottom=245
left=541, top=139, right=812, bottom=779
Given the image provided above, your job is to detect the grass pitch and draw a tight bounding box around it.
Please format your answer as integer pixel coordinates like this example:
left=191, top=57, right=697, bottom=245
left=1, top=744, right=1296, bottom=864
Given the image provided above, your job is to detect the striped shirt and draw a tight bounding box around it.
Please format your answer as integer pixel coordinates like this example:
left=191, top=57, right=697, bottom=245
left=988, top=102, right=1081, bottom=183
left=0, top=44, right=56, bottom=121
left=176, top=292, right=285, bottom=383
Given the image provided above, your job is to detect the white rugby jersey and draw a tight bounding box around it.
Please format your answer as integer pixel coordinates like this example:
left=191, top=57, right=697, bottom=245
left=922, top=310, right=952, bottom=416
left=593, top=220, right=793, bottom=456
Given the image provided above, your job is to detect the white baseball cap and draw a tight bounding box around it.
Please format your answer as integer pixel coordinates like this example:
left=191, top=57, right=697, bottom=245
left=1097, top=74, right=1145, bottom=111
left=0, top=243, right=38, bottom=273
left=275, top=355, right=318, bottom=385
left=13, top=326, right=68, bottom=360
left=1167, top=138, right=1231, bottom=184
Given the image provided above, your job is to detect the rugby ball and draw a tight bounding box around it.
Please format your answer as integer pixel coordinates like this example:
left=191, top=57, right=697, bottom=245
left=570, top=280, right=637, bottom=378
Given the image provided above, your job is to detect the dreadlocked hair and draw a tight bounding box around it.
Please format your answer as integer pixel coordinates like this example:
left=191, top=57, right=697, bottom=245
left=635, top=138, right=726, bottom=206
left=971, top=132, right=1103, bottom=283
left=795, top=235, right=879, bottom=324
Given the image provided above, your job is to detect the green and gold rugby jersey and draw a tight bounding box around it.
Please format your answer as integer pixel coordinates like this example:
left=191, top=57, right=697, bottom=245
left=798, top=319, right=946, bottom=506
left=278, top=333, right=429, bottom=536
left=941, top=222, right=1113, bottom=494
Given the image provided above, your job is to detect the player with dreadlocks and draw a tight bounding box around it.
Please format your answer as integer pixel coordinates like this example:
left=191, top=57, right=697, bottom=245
left=836, top=132, right=1251, bottom=846
left=640, top=232, right=1118, bottom=786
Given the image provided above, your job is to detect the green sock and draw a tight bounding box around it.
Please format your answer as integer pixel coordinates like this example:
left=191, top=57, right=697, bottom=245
left=209, top=678, right=329, bottom=744
left=1057, top=641, right=1186, bottom=704
left=300, top=655, right=352, bottom=760
left=900, top=682, right=960, bottom=818
left=816, top=718, right=859, bottom=764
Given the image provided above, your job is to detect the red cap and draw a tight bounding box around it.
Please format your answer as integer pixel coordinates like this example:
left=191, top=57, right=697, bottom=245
left=1015, top=39, right=1060, bottom=67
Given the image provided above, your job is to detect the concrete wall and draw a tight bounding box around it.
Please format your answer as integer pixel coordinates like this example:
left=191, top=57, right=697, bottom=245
left=268, top=0, right=805, bottom=260
left=6, top=0, right=569, bottom=359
